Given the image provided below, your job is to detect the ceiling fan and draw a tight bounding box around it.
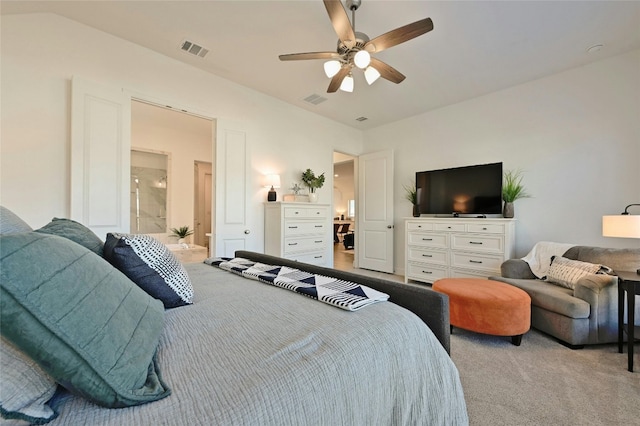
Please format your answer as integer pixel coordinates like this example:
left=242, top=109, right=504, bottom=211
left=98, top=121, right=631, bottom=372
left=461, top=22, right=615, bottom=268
left=279, top=0, right=434, bottom=93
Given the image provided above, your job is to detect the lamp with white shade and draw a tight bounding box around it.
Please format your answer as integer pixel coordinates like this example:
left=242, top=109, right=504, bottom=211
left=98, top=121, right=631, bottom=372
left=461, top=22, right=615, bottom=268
left=602, top=203, right=640, bottom=273
left=263, top=174, right=281, bottom=202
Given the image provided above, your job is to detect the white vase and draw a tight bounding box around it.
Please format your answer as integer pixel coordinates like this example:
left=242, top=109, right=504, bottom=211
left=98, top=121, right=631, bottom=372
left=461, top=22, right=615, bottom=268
left=308, top=192, right=318, bottom=203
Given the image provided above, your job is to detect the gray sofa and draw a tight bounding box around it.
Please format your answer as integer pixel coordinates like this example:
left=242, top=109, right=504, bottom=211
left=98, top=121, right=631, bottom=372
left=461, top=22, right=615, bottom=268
left=491, top=246, right=640, bottom=348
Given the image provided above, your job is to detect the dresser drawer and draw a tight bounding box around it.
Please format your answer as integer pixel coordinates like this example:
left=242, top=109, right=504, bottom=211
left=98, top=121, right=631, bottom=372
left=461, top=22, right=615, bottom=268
left=286, top=252, right=327, bottom=266
left=283, top=237, right=326, bottom=254
left=407, top=247, right=448, bottom=266
left=407, top=262, right=448, bottom=282
left=449, top=268, right=491, bottom=279
left=284, top=221, right=326, bottom=236
left=284, top=207, right=308, bottom=218
left=450, top=252, right=503, bottom=272
left=434, top=223, right=466, bottom=232
left=466, top=223, right=505, bottom=234
left=307, top=208, right=328, bottom=218
left=407, top=232, right=448, bottom=248
left=451, top=234, right=504, bottom=253
left=407, top=222, right=434, bottom=231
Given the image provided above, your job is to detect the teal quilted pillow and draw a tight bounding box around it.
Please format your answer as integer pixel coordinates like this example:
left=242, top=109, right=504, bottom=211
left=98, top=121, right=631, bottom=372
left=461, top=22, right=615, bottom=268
left=35, top=217, right=104, bottom=256
left=0, top=232, right=170, bottom=408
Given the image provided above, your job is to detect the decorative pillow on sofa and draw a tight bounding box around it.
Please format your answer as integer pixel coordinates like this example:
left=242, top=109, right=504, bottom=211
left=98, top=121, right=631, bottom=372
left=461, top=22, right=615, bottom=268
left=545, top=256, right=613, bottom=289
left=35, top=217, right=104, bottom=256
left=0, top=232, right=170, bottom=408
left=104, top=233, right=193, bottom=308
left=0, top=206, right=32, bottom=235
left=0, top=337, right=59, bottom=424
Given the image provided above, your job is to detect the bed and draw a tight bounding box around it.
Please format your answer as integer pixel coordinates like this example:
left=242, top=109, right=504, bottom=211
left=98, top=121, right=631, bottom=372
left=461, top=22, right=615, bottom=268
left=0, top=207, right=468, bottom=425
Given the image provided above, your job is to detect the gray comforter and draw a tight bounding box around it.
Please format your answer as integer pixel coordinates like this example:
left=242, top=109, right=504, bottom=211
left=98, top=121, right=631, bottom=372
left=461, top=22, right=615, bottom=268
left=49, top=263, right=468, bottom=425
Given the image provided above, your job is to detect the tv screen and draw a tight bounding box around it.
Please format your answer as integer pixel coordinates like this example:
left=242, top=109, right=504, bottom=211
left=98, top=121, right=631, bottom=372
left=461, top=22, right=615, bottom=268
left=416, top=162, right=503, bottom=216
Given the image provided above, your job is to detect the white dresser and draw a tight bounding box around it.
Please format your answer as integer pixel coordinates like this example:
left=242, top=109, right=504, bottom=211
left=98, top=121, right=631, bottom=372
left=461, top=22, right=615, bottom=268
left=404, top=217, right=516, bottom=284
left=264, top=202, right=331, bottom=266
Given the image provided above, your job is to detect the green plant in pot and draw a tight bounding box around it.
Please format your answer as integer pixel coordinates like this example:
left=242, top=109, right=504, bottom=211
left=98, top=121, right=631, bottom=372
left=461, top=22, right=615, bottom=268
left=403, top=183, right=420, bottom=217
left=301, top=169, right=325, bottom=202
left=171, top=226, right=194, bottom=244
left=502, top=169, right=530, bottom=218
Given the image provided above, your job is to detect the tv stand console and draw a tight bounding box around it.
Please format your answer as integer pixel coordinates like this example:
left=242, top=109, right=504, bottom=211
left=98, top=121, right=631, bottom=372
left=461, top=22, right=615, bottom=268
left=404, top=217, right=516, bottom=284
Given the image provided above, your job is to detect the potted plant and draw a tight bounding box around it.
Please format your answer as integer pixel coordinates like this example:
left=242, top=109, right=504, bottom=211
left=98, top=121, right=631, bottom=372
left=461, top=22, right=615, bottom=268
left=403, top=183, right=420, bottom=217
left=171, top=226, right=194, bottom=244
left=301, top=169, right=325, bottom=202
left=502, top=169, right=530, bottom=218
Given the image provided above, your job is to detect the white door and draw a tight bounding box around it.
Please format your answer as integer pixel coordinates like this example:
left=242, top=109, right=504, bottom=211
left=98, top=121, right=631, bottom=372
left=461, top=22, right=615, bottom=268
left=213, top=121, right=253, bottom=257
left=71, top=76, right=131, bottom=238
left=357, top=150, right=394, bottom=273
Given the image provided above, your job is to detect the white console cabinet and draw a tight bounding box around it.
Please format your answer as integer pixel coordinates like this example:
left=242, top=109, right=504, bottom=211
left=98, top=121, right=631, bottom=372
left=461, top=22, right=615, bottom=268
left=404, top=217, right=515, bottom=284
left=264, top=202, right=331, bottom=266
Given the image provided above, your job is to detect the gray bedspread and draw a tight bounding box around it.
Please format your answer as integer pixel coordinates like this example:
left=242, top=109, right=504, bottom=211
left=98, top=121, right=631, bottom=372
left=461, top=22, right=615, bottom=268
left=48, top=263, right=468, bottom=425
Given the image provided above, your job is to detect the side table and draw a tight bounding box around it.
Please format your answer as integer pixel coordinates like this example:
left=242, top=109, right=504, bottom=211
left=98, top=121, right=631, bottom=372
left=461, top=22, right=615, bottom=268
left=617, top=271, right=640, bottom=372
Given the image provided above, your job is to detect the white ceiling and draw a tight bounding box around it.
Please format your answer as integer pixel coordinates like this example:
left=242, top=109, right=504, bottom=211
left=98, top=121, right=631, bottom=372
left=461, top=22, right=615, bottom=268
left=3, top=1, right=639, bottom=130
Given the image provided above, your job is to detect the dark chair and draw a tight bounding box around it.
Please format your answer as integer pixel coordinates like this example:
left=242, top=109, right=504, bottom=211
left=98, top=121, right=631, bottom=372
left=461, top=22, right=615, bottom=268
left=337, top=223, right=350, bottom=242
left=333, top=223, right=340, bottom=243
left=343, top=231, right=354, bottom=250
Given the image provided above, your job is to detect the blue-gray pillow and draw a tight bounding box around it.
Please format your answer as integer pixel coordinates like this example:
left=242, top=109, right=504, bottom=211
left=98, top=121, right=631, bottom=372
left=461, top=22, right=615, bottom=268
left=0, top=337, right=59, bottom=424
left=0, top=206, right=32, bottom=235
left=104, top=233, right=193, bottom=309
left=0, top=232, right=170, bottom=408
left=35, top=217, right=104, bottom=256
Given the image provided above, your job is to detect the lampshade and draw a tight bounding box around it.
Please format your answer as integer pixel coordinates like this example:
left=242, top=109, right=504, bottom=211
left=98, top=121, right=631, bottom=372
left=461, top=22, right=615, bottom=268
left=323, top=60, right=341, bottom=78
left=602, top=215, right=640, bottom=238
left=364, top=66, right=380, bottom=85
left=263, top=174, right=281, bottom=189
left=353, top=50, right=371, bottom=69
left=339, top=74, right=354, bottom=92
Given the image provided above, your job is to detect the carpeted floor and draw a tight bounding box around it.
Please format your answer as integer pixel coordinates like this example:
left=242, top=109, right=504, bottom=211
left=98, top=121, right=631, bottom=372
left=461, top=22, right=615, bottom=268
left=450, top=328, right=639, bottom=425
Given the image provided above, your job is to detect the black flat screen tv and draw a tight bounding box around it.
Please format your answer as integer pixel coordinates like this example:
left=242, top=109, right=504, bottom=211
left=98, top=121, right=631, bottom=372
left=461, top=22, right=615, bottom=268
left=416, top=162, right=503, bottom=216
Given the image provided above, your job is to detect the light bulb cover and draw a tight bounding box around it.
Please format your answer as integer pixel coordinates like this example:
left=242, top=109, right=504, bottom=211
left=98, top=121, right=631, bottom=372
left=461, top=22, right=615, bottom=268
left=323, top=60, right=341, bottom=78
left=353, top=50, right=371, bottom=69
left=364, top=66, right=381, bottom=85
left=339, top=75, right=354, bottom=92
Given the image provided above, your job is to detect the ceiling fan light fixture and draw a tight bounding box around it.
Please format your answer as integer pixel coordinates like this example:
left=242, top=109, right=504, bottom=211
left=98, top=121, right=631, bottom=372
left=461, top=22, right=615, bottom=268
left=324, top=60, right=342, bottom=78
left=340, top=74, right=354, bottom=92
left=364, top=66, right=381, bottom=85
left=353, top=50, right=371, bottom=69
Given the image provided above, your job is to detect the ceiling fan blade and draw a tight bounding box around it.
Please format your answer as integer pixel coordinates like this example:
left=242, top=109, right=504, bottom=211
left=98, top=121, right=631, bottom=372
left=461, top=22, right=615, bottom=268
left=327, top=67, right=350, bottom=93
left=279, top=52, right=340, bottom=61
left=369, top=57, right=405, bottom=84
left=323, top=0, right=356, bottom=49
left=365, top=18, right=433, bottom=53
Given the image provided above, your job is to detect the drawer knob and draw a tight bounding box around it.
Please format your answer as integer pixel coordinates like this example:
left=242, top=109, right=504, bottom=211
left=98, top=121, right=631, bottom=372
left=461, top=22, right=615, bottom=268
left=422, top=254, right=433, bottom=258
left=482, top=227, right=488, bottom=230
left=315, top=240, right=322, bottom=243
left=288, top=242, right=298, bottom=246
left=422, top=238, right=433, bottom=241
left=422, top=270, right=433, bottom=274
left=314, top=255, right=322, bottom=259
left=315, top=225, right=323, bottom=228
left=289, top=226, right=298, bottom=229
left=469, top=260, right=483, bottom=264
left=469, top=241, right=483, bottom=245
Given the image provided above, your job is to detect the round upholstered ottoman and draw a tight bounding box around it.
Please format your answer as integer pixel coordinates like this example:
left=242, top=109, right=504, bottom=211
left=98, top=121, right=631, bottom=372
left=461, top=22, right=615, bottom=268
left=433, top=278, right=531, bottom=346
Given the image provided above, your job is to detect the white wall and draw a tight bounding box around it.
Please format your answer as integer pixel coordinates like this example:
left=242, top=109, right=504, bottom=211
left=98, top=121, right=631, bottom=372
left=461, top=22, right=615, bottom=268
left=0, top=13, right=363, bottom=251
left=364, top=50, right=640, bottom=272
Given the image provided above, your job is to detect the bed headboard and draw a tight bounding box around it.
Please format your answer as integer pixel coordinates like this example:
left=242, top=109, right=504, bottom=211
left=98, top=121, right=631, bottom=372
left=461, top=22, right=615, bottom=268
left=234, top=251, right=451, bottom=354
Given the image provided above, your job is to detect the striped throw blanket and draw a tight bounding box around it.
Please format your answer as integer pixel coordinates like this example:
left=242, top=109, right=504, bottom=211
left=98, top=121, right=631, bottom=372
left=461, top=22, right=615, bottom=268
left=205, top=257, right=389, bottom=311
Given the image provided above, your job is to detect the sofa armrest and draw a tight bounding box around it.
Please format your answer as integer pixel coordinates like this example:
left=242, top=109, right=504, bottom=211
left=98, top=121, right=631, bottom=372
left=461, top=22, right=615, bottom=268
left=500, top=259, right=536, bottom=279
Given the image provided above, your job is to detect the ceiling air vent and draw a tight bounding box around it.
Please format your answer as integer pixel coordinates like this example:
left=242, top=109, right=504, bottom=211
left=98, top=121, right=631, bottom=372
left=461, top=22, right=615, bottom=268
left=180, top=39, right=209, bottom=58
left=355, top=116, right=368, bottom=122
left=303, top=94, right=327, bottom=105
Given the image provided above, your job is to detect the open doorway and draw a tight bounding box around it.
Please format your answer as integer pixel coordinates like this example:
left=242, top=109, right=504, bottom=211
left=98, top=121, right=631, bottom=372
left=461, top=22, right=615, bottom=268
left=333, top=152, right=356, bottom=270
left=131, top=100, right=213, bottom=247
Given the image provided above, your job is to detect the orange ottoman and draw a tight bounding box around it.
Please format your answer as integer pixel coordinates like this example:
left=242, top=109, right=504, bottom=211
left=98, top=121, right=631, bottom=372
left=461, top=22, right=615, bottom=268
left=433, top=278, right=531, bottom=346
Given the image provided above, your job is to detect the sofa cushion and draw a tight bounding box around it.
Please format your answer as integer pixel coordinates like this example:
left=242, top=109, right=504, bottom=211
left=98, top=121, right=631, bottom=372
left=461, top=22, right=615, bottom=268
left=35, top=217, right=104, bottom=256
left=564, top=246, right=640, bottom=273
left=104, top=233, right=193, bottom=308
left=546, top=256, right=612, bottom=289
left=491, top=277, right=590, bottom=319
left=0, top=232, right=170, bottom=408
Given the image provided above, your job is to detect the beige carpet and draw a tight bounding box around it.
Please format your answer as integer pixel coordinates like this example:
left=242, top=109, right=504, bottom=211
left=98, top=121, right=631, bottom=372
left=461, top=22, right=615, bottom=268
left=450, top=328, right=639, bottom=425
